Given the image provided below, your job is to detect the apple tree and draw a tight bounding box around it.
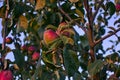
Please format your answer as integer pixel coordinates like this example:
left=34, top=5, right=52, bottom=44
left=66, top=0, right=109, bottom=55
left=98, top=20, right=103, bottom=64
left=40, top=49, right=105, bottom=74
left=0, top=0, right=120, bottom=80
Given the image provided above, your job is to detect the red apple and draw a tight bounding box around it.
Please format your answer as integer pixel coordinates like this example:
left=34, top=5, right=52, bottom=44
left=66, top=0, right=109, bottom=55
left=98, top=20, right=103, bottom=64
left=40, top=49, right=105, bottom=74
left=0, top=70, right=13, bottom=80
left=28, top=46, right=36, bottom=54
left=28, top=46, right=36, bottom=52
left=5, top=37, right=13, bottom=44
left=116, top=4, right=120, bottom=11
left=21, top=45, right=28, bottom=51
left=32, top=52, right=40, bottom=61
left=43, top=29, right=59, bottom=45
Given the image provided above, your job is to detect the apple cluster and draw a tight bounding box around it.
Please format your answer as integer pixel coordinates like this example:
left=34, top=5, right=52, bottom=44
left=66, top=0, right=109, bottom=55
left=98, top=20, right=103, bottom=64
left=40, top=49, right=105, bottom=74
left=21, top=45, right=40, bottom=61
left=43, top=22, right=74, bottom=45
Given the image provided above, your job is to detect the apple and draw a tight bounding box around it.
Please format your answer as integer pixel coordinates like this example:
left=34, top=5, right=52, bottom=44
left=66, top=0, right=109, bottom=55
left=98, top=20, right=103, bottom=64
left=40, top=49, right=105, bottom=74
left=32, top=52, right=40, bottom=61
left=56, top=22, right=74, bottom=37
left=28, top=46, right=36, bottom=52
left=116, top=4, right=120, bottom=11
left=43, top=29, right=59, bottom=45
left=21, top=45, right=28, bottom=51
left=28, top=46, right=36, bottom=54
left=0, top=70, right=13, bottom=80
left=5, top=37, right=13, bottom=44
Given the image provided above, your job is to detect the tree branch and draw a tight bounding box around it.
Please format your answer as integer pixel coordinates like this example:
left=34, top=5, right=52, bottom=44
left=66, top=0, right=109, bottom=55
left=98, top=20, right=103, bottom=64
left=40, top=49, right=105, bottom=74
left=95, top=28, right=120, bottom=45
left=83, top=0, right=95, bottom=62
left=2, top=0, right=9, bottom=50
left=92, top=0, right=104, bottom=22
left=57, top=0, right=87, bottom=33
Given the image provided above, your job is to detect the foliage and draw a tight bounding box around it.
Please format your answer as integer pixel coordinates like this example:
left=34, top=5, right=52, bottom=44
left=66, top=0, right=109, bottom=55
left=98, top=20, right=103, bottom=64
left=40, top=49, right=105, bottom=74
left=0, top=0, right=120, bottom=80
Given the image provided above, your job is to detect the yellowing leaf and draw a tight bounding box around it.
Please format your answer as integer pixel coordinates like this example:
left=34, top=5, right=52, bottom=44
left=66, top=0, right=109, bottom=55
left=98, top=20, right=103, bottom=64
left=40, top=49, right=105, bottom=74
left=62, top=36, right=74, bottom=45
left=50, top=0, right=56, bottom=3
left=115, top=0, right=119, bottom=4
left=35, top=0, right=46, bottom=10
left=34, top=25, right=40, bottom=31
left=69, top=0, right=79, bottom=3
left=29, top=0, right=34, bottom=4
left=19, top=15, right=28, bottom=29
left=75, top=9, right=84, bottom=19
left=13, top=64, right=20, bottom=70
left=0, top=6, right=5, bottom=18
left=67, top=38, right=74, bottom=45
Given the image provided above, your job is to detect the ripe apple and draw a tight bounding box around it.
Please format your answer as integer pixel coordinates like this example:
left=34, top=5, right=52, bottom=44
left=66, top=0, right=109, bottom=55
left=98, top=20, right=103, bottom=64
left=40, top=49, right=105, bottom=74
left=28, top=45, right=36, bottom=54
left=116, top=4, right=120, bottom=11
left=43, top=29, right=59, bottom=45
left=32, top=52, right=40, bottom=61
left=5, top=37, right=13, bottom=44
left=0, top=70, right=13, bottom=80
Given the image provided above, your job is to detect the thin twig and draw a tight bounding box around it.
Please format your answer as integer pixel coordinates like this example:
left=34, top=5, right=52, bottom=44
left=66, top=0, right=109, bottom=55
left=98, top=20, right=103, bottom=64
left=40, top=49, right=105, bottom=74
left=92, top=0, right=104, bottom=22
left=95, top=28, right=120, bottom=45
left=57, top=0, right=87, bottom=33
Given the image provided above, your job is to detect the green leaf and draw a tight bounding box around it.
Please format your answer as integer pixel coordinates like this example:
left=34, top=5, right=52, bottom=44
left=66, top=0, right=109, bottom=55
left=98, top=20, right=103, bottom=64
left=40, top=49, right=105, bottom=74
left=79, top=35, right=89, bottom=48
left=45, top=24, right=57, bottom=30
left=87, top=60, right=104, bottom=76
left=73, top=72, right=82, bottom=80
left=59, top=71, right=66, bottom=80
left=49, top=38, right=62, bottom=50
left=63, top=44, right=79, bottom=76
left=106, top=2, right=116, bottom=19
left=75, top=8, right=84, bottom=19
left=42, top=51, right=61, bottom=70
left=106, top=53, right=119, bottom=62
left=61, top=2, right=73, bottom=13
left=61, top=36, right=74, bottom=45
left=12, top=49, right=25, bottom=68
left=12, top=2, right=33, bottom=19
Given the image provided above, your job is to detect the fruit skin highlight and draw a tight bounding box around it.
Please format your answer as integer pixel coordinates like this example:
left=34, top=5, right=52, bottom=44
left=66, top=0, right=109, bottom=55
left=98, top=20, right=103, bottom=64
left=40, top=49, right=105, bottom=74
left=32, top=52, right=40, bottom=61
left=0, top=70, right=13, bottom=80
left=5, top=37, right=13, bottom=44
left=43, top=29, right=59, bottom=45
left=116, top=4, right=120, bottom=11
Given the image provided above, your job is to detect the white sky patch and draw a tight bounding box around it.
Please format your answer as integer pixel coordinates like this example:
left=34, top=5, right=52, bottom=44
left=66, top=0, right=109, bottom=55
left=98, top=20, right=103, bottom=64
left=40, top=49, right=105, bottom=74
left=74, top=25, right=85, bottom=35
left=5, top=51, right=15, bottom=62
